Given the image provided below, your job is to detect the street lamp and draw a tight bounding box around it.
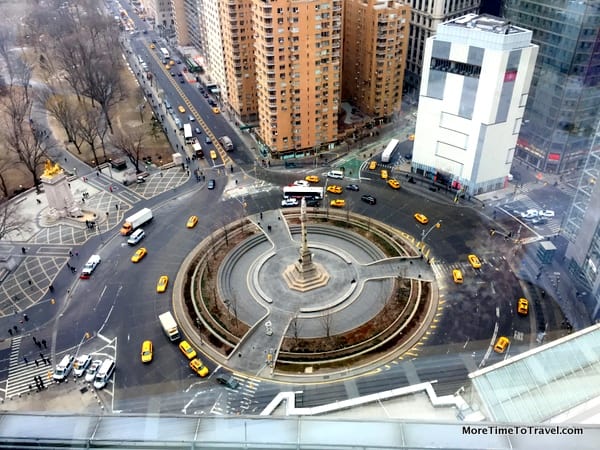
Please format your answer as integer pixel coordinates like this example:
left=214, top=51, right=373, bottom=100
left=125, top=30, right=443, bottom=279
left=419, top=220, right=442, bottom=253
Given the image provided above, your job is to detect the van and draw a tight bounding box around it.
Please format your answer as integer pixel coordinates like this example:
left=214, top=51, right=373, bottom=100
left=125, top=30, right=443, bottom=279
left=327, top=170, right=344, bottom=180
left=53, top=354, right=74, bottom=381
left=127, top=228, right=145, bottom=245
left=93, top=358, right=115, bottom=390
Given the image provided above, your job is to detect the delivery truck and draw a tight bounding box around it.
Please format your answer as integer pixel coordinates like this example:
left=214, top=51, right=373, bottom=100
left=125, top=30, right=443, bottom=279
left=159, top=311, right=180, bottom=341
left=120, top=208, right=153, bottom=235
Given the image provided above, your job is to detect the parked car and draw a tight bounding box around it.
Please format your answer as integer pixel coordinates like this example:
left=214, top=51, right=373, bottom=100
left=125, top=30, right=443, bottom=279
left=208, top=179, right=216, bottom=190
left=85, top=359, right=103, bottom=382
left=538, top=209, right=555, bottom=218
left=73, top=354, right=92, bottom=377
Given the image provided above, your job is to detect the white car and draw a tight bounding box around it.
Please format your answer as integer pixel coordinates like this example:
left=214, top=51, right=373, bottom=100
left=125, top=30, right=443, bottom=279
left=520, top=209, right=538, bottom=219
left=80, top=255, right=101, bottom=279
left=292, top=180, right=310, bottom=187
left=281, top=198, right=299, bottom=207
left=85, top=359, right=103, bottom=383
left=73, top=354, right=92, bottom=377
left=538, top=209, right=555, bottom=218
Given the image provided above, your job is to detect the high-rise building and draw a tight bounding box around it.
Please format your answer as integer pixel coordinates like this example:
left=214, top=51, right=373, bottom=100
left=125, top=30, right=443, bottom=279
left=503, top=0, right=600, bottom=173
left=171, top=0, right=190, bottom=46
left=141, top=0, right=175, bottom=39
left=203, top=0, right=228, bottom=102
left=411, top=14, right=538, bottom=195
left=342, top=0, right=410, bottom=120
left=403, top=0, right=480, bottom=99
left=564, top=129, right=600, bottom=319
left=220, top=0, right=257, bottom=123
left=252, top=0, right=342, bottom=156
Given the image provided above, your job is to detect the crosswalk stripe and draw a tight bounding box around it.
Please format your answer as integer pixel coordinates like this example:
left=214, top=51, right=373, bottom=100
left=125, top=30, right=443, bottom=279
left=5, top=337, right=55, bottom=398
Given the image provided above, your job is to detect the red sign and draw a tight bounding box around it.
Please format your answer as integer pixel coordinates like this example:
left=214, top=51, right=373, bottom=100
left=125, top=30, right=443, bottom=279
left=504, top=70, right=517, bottom=82
left=548, top=153, right=561, bottom=161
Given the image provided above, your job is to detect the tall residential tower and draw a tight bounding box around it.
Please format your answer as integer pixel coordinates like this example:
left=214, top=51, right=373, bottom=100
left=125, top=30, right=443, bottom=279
left=342, top=0, right=410, bottom=120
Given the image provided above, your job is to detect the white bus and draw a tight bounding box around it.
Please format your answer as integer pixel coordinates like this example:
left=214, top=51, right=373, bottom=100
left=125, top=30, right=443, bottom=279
left=381, top=138, right=399, bottom=163
left=160, top=48, right=170, bottom=59
left=283, top=186, right=324, bottom=200
left=183, top=123, right=193, bottom=143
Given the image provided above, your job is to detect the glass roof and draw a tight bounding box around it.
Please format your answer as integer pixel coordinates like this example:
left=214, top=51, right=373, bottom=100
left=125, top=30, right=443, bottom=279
left=470, top=324, right=600, bottom=423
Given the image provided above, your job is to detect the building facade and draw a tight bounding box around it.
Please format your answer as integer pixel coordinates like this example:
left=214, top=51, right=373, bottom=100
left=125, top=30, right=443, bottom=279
left=171, top=0, right=190, bottom=46
left=411, top=14, right=538, bottom=195
left=253, top=0, right=342, bottom=156
left=503, top=0, right=600, bottom=174
left=342, top=0, right=410, bottom=120
left=403, top=0, right=480, bottom=100
left=220, top=0, right=258, bottom=123
left=141, top=0, right=175, bottom=39
left=564, top=132, right=600, bottom=320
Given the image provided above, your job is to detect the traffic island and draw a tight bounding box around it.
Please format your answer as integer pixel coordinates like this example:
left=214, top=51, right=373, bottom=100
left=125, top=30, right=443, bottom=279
left=174, top=209, right=438, bottom=382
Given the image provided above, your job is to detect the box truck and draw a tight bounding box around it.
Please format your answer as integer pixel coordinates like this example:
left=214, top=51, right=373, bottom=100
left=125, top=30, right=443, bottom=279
left=159, top=311, right=180, bottom=341
left=120, top=208, right=153, bottom=235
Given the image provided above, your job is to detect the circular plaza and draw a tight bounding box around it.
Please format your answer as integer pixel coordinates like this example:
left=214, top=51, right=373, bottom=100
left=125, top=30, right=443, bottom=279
left=173, top=207, right=437, bottom=381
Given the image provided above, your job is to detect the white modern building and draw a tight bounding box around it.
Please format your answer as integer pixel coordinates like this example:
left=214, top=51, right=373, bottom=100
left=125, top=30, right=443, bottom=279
left=411, top=14, right=538, bottom=195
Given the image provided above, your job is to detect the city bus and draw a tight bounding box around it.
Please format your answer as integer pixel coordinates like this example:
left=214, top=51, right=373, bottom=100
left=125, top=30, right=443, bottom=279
left=183, top=124, right=193, bottom=144
left=381, top=138, right=399, bottom=163
left=282, top=186, right=324, bottom=200
left=185, top=58, right=202, bottom=73
left=160, top=48, right=170, bottom=59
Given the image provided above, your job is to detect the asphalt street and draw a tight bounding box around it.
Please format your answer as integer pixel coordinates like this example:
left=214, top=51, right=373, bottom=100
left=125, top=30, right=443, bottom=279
left=0, top=3, right=584, bottom=416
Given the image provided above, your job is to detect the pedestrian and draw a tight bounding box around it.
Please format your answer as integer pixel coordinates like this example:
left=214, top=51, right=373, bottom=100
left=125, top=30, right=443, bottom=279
left=23, top=314, right=28, bottom=322
left=39, top=352, right=44, bottom=360
left=75, top=251, right=79, bottom=257
left=71, top=266, right=76, bottom=274
left=96, top=172, right=100, bottom=177
left=66, top=263, right=71, bottom=270
left=13, top=325, right=18, bottom=333
left=64, top=157, right=67, bottom=163
left=28, top=280, right=32, bottom=286
left=260, top=212, right=263, bottom=219
left=115, top=204, right=119, bottom=210
left=33, top=336, right=37, bottom=344
left=83, top=176, right=87, bottom=182
left=36, top=340, right=41, bottom=348
left=35, top=359, right=39, bottom=367
left=109, top=186, right=113, bottom=193
left=23, top=356, right=28, bottom=365
left=42, top=339, right=46, bottom=349
left=69, top=250, right=73, bottom=257
left=36, top=198, right=41, bottom=204
left=8, top=328, right=12, bottom=336
left=21, top=247, right=26, bottom=254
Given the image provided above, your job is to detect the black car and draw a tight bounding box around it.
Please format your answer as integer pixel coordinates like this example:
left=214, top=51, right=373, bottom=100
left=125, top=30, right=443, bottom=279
left=361, top=194, right=376, bottom=205
left=305, top=198, right=321, bottom=207
left=170, top=71, right=175, bottom=76
left=216, top=375, right=239, bottom=389
left=208, top=179, right=215, bottom=190
left=346, top=184, right=359, bottom=191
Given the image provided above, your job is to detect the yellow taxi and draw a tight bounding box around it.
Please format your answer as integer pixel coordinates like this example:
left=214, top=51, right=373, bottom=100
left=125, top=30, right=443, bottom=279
left=164, top=64, right=170, bottom=70
left=156, top=275, right=169, bottom=293
left=169, top=60, right=176, bottom=67
left=150, top=44, right=156, bottom=49
left=178, top=340, right=197, bottom=360
left=131, top=247, right=147, bottom=263
left=494, top=336, right=510, bottom=353
left=468, top=254, right=482, bottom=269
left=326, top=185, right=343, bottom=194
left=387, top=179, right=400, bottom=189
left=212, top=107, right=220, bottom=114
left=452, top=269, right=463, bottom=284
left=517, top=298, right=529, bottom=315
left=209, top=150, right=217, bottom=160
left=414, top=213, right=428, bottom=224
left=178, top=105, right=186, bottom=113
left=189, top=358, right=209, bottom=377
left=305, top=175, right=320, bottom=183
left=408, top=134, right=415, bottom=141
left=368, top=160, right=377, bottom=170
left=141, top=340, right=153, bottom=363
left=380, top=169, right=388, bottom=180
left=186, top=215, right=198, bottom=228
left=330, top=199, right=345, bottom=208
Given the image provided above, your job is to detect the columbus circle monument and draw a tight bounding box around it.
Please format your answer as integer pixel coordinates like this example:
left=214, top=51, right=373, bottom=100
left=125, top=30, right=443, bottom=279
left=173, top=198, right=437, bottom=381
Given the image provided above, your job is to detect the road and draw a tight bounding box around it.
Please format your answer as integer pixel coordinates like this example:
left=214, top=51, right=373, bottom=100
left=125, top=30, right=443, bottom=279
left=0, top=6, right=579, bottom=415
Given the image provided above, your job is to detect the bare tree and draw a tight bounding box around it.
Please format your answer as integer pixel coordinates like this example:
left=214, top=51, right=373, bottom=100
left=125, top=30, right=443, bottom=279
left=39, top=88, right=84, bottom=153
left=76, top=103, right=104, bottom=166
left=110, top=127, right=145, bottom=173
left=321, top=311, right=333, bottom=338
left=0, top=197, right=29, bottom=240
left=290, top=314, right=301, bottom=347
left=0, top=154, right=17, bottom=197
